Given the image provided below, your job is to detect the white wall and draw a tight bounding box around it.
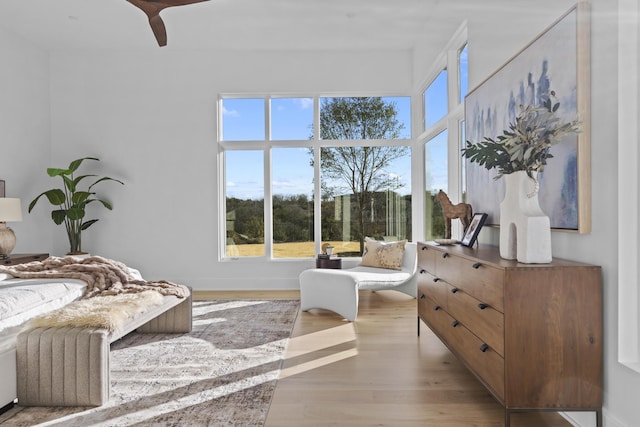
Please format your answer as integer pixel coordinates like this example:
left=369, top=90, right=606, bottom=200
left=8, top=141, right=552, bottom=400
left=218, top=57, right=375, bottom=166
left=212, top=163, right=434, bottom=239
left=48, top=49, right=412, bottom=287
left=412, top=0, right=635, bottom=426
left=0, top=26, right=52, bottom=254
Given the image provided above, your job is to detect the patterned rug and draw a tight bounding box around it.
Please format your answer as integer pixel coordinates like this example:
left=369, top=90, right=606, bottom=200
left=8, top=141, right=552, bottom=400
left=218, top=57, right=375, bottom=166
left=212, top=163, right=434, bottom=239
left=0, top=299, right=300, bottom=427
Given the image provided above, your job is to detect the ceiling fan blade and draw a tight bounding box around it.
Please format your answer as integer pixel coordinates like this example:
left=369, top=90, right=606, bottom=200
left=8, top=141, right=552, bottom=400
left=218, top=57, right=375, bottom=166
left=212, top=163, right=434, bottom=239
left=126, top=0, right=210, bottom=47
left=148, top=14, right=167, bottom=47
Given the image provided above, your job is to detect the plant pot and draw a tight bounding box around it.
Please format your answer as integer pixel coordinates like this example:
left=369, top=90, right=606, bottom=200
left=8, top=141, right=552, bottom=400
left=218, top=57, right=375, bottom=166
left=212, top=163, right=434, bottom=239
left=66, top=252, right=90, bottom=259
left=499, top=171, right=552, bottom=263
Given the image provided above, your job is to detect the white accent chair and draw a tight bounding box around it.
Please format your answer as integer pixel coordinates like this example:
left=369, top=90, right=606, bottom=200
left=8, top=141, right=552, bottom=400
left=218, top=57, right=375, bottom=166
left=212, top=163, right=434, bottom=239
left=299, top=242, right=418, bottom=321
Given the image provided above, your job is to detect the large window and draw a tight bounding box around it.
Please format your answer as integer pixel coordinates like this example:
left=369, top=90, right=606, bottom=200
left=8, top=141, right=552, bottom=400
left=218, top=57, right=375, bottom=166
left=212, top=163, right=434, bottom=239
left=424, top=130, right=448, bottom=240
left=459, top=44, right=469, bottom=103
left=424, top=69, right=448, bottom=130
left=225, top=150, right=265, bottom=257
left=220, top=96, right=411, bottom=259
left=419, top=26, right=468, bottom=240
left=458, top=43, right=469, bottom=205
left=221, top=98, right=265, bottom=141
left=320, top=146, right=411, bottom=256
left=271, top=98, right=314, bottom=140
left=272, top=147, right=314, bottom=257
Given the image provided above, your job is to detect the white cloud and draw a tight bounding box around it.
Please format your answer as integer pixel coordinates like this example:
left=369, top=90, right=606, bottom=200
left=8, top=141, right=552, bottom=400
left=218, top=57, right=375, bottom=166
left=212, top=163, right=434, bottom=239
left=273, top=180, right=295, bottom=188
left=294, top=98, right=313, bottom=110
left=223, top=106, right=240, bottom=117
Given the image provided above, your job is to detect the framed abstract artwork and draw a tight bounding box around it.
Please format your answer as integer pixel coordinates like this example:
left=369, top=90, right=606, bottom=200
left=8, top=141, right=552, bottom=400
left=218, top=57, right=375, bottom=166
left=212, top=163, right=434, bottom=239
left=464, top=2, right=591, bottom=232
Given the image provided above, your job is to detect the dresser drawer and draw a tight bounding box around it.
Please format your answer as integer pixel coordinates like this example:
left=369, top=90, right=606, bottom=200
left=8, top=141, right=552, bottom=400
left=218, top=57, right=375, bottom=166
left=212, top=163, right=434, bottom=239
left=442, top=281, right=505, bottom=356
left=435, top=251, right=504, bottom=312
left=418, top=271, right=448, bottom=310
left=418, top=291, right=434, bottom=322
left=417, top=242, right=437, bottom=273
left=420, top=295, right=505, bottom=400
left=449, top=318, right=505, bottom=401
left=418, top=294, right=451, bottom=339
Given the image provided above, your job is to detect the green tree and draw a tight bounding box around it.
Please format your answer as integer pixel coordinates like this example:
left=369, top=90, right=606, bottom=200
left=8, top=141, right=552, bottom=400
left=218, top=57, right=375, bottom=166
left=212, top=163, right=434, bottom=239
left=226, top=197, right=264, bottom=243
left=317, top=97, right=409, bottom=254
left=273, top=194, right=313, bottom=242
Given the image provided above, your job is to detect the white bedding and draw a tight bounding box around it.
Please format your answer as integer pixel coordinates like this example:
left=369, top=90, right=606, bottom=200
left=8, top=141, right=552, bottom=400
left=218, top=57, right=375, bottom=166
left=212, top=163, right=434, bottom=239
left=0, top=278, right=87, bottom=353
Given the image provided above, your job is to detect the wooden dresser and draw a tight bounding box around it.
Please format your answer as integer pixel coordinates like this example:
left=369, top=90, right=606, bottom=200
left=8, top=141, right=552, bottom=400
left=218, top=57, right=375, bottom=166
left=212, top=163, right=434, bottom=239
left=1, top=253, right=49, bottom=266
left=417, top=242, right=602, bottom=427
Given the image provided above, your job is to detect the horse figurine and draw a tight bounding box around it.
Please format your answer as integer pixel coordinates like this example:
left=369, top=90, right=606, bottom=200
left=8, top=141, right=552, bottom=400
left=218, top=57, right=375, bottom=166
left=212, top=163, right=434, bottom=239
left=435, top=190, right=473, bottom=239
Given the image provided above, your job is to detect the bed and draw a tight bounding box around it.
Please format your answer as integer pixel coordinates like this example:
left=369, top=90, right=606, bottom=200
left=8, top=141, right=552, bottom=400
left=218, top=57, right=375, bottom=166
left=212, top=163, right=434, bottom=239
left=0, top=275, right=87, bottom=409
left=0, top=257, right=192, bottom=408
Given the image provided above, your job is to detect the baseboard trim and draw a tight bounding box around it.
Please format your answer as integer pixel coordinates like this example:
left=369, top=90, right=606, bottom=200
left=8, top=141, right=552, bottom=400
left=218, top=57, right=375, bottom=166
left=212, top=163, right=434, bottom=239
left=192, top=290, right=300, bottom=300
left=0, top=401, right=15, bottom=416
left=561, top=409, right=626, bottom=427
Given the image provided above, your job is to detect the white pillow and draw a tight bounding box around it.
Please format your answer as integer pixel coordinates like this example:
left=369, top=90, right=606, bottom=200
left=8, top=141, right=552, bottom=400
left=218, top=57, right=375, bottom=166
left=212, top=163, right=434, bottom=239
left=0, top=273, right=15, bottom=281
left=359, top=239, right=407, bottom=270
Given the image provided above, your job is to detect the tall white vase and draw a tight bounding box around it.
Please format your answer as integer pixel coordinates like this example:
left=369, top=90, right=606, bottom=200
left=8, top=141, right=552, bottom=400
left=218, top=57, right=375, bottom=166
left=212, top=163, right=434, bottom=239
left=499, top=171, right=552, bottom=264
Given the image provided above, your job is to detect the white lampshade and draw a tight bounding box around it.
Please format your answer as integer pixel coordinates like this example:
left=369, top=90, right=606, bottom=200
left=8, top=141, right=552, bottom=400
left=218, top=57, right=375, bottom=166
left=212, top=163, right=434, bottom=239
left=0, top=198, right=23, bottom=222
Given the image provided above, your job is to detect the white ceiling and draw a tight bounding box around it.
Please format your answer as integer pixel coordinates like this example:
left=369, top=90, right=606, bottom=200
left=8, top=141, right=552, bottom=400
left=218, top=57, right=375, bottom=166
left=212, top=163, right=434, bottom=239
left=0, top=0, right=575, bottom=52
left=0, top=0, right=473, bottom=51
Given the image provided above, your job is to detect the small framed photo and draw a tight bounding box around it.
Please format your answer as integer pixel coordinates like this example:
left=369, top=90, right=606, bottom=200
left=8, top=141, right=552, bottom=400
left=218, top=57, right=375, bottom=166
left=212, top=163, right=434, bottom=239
left=461, top=213, right=488, bottom=247
left=0, top=180, right=4, bottom=197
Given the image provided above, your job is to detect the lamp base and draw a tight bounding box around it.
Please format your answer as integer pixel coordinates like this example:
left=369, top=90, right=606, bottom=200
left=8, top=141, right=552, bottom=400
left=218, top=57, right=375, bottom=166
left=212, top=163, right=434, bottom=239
left=0, top=222, right=16, bottom=258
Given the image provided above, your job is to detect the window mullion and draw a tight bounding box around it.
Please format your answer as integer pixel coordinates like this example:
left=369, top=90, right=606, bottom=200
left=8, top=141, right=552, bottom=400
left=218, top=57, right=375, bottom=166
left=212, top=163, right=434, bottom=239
left=264, top=98, right=273, bottom=258
left=264, top=146, right=273, bottom=259
left=313, top=96, right=322, bottom=255
left=447, top=49, right=458, bottom=109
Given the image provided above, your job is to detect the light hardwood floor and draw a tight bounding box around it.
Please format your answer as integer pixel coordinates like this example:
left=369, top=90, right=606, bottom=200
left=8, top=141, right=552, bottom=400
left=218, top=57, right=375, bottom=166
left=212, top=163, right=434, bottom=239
left=194, top=290, right=572, bottom=427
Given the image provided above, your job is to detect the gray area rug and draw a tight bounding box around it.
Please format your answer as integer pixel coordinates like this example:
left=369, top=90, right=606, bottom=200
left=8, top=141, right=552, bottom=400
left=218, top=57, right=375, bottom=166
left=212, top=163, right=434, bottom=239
left=0, top=299, right=299, bottom=426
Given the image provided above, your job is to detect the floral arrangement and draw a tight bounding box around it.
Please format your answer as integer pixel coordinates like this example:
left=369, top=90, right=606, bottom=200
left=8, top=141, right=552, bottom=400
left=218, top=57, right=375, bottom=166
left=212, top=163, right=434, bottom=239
left=462, top=91, right=581, bottom=180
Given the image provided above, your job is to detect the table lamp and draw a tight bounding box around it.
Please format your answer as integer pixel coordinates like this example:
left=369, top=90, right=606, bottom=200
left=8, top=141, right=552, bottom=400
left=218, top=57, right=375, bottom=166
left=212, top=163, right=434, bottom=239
left=0, top=198, right=23, bottom=259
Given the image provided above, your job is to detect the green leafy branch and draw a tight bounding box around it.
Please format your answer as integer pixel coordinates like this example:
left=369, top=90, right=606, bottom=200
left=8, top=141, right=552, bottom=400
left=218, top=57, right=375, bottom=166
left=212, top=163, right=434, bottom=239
left=462, top=91, right=581, bottom=180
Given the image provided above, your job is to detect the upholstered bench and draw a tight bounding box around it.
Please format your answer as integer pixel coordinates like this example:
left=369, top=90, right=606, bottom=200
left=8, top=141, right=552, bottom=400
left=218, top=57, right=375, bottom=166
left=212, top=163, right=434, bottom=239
left=300, top=241, right=417, bottom=321
left=15, top=291, right=192, bottom=407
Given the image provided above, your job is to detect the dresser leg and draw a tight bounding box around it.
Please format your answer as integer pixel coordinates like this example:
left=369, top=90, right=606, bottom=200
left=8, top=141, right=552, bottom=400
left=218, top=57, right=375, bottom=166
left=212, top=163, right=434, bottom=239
left=417, top=316, right=420, bottom=336
left=504, top=409, right=510, bottom=427
left=596, top=409, right=602, bottom=427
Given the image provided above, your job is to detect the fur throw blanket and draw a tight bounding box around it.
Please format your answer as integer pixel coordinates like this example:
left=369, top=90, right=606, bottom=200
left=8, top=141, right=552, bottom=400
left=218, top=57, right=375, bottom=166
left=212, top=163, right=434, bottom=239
left=25, top=291, right=165, bottom=333
left=0, top=255, right=190, bottom=299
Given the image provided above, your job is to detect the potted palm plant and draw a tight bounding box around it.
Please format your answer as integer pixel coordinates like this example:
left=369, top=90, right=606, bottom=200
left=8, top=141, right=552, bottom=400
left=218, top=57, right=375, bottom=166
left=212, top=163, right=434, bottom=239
left=28, top=157, right=124, bottom=255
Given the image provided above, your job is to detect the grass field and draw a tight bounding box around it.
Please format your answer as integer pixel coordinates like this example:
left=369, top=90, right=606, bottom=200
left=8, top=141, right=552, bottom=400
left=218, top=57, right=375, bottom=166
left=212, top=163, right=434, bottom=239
left=226, top=241, right=361, bottom=258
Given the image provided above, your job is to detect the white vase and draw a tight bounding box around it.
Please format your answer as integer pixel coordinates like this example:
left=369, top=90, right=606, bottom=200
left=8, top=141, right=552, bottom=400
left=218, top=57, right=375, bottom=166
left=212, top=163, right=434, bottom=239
left=499, top=171, right=552, bottom=264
